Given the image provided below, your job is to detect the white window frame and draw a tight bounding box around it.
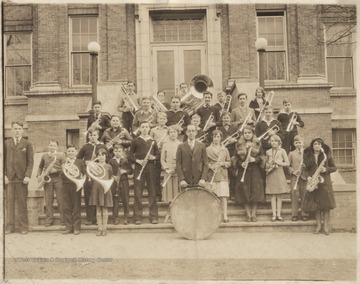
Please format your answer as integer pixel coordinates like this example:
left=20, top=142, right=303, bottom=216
left=324, top=24, right=355, bottom=89
left=4, top=32, right=32, bottom=97
left=256, top=11, right=288, bottom=82
left=69, top=16, right=99, bottom=87
left=332, top=129, right=356, bottom=169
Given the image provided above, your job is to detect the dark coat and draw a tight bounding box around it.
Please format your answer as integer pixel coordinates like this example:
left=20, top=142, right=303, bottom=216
left=176, top=140, right=208, bottom=185
left=5, top=137, right=34, bottom=180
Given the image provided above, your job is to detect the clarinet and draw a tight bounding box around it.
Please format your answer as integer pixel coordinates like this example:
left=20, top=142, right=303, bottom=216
left=240, top=146, right=253, bottom=183
left=136, top=141, right=155, bottom=180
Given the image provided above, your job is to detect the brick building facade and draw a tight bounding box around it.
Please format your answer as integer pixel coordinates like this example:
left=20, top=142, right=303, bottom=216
left=3, top=3, right=357, bottom=173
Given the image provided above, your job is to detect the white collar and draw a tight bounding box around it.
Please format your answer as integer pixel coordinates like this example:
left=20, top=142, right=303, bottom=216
left=139, top=135, right=151, bottom=141
left=140, top=109, right=152, bottom=114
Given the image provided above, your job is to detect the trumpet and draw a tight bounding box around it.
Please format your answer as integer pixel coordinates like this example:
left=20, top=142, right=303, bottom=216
left=119, top=83, right=139, bottom=114
left=86, top=158, right=113, bottom=194
left=257, top=125, right=280, bottom=141
left=286, top=113, right=298, bottom=132
left=152, top=95, right=168, bottom=112
left=84, top=116, right=101, bottom=136
left=240, top=146, right=253, bottom=182
left=106, top=131, right=126, bottom=149
left=62, top=159, right=86, bottom=192
left=37, top=154, right=57, bottom=189
left=203, top=113, right=215, bottom=131
left=255, top=90, right=275, bottom=123
left=221, top=112, right=252, bottom=147
left=197, top=133, right=208, bottom=143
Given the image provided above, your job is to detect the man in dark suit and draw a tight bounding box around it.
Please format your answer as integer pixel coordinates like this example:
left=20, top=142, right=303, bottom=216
left=4, top=121, right=34, bottom=234
left=176, top=124, right=208, bottom=188
left=87, top=101, right=111, bottom=142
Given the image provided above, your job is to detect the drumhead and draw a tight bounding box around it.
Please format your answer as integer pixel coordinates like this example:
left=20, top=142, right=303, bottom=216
left=171, top=187, right=222, bottom=240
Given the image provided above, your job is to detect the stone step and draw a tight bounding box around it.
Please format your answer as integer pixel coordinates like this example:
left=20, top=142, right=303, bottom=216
left=38, top=208, right=303, bottom=225
left=31, top=219, right=316, bottom=234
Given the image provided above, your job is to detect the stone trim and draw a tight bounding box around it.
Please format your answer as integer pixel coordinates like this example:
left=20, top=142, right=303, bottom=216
left=25, top=115, right=79, bottom=122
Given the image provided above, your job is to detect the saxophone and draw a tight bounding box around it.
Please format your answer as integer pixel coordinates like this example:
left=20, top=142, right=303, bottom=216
left=306, top=148, right=327, bottom=192
left=37, top=154, right=57, bottom=189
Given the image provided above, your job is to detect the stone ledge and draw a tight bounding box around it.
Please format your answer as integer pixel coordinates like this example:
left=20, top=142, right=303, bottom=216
left=24, top=88, right=91, bottom=97
left=25, top=115, right=80, bottom=122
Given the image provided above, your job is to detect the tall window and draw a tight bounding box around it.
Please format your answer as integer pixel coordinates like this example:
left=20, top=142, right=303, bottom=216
left=326, top=24, right=355, bottom=88
left=332, top=129, right=356, bottom=168
left=4, top=33, right=32, bottom=97
left=257, top=11, right=287, bottom=81
left=70, top=17, right=98, bottom=86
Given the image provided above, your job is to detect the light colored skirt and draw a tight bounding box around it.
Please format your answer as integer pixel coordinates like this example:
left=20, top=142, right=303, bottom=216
left=162, top=173, right=180, bottom=203
left=207, top=181, right=229, bottom=198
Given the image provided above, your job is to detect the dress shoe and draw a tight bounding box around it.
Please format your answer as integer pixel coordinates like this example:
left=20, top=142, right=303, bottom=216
left=251, top=216, right=257, bottom=222
left=20, top=230, right=28, bottom=235
left=101, top=230, right=107, bottom=236
left=62, top=230, right=73, bottom=235
left=277, top=216, right=284, bottom=222
left=151, top=220, right=159, bottom=225
left=134, top=221, right=141, bottom=225
left=223, top=219, right=230, bottom=223
left=44, top=223, right=53, bottom=227
left=271, top=216, right=276, bottom=222
left=5, top=229, right=14, bottom=235
left=323, top=229, right=330, bottom=235
left=123, top=219, right=128, bottom=225
left=246, top=216, right=251, bottom=222
left=84, top=221, right=93, bottom=226
left=302, top=216, right=308, bottom=221
left=313, top=226, right=322, bottom=234
left=96, top=230, right=102, bottom=236
left=292, top=216, right=298, bottom=221
left=74, top=230, right=80, bottom=235
left=114, top=219, right=120, bottom=225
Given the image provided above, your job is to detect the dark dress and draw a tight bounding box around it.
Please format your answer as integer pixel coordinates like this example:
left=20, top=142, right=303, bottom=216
left=303, top=149, right=336, bottom=211
left=232, top=137, right=266, bottom=204
left=89, top=163, right=114, bottom=207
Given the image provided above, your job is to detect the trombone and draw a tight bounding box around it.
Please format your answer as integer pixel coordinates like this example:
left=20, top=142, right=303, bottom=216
left=255, top=90, right=275, bottom=124
left=132, top=112, right=156, bottom=136
left=221, top=112, right=252, bottom=147
left=119, top=83, right=139, bottom=115
left=152, top=95, right=168, bottom=112
left=257, top=125, right=280, bottom=141
left=203, top=113, right=215, bottom=131
left=222, top=95, right=232, bottom=113
left=286, top=113, right=298, bottom=132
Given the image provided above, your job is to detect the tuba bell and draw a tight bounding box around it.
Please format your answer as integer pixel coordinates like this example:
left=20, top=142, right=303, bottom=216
left=62, top=160, right=86, bottom=192
left=86, top=158, right=114, bottom=194
left=181, top=75, right=214, bottom=115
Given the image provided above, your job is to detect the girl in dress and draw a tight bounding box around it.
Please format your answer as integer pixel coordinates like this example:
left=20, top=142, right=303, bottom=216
left=233, top=126, right=266, bottom=222
left=161, top=126, right=182, bottom=203
left=89, top=148, right=113, bottom=236
left=265, top=134, right=289, bottom=221
left=206, top=130, right=231, bottom=223
left=249, top=86, right=268, bottom=121
left=303, top=138, right=337, bottom=235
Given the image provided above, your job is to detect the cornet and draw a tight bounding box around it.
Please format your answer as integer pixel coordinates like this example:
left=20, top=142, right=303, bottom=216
left=257, top=125, right=280, bottom=141
left=286, top=113, right=298, bottom=132
left=86, top=158, right=113, bottom=194
left=62, top=159, right=86, bottom=192
left=255, top=90, right=275, bottom=123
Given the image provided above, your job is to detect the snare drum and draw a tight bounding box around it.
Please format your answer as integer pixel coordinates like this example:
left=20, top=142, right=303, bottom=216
left=170, top=187, right=222, bottom=240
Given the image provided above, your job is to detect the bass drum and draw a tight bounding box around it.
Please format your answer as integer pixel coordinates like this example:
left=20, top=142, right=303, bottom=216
left=170, top=187, right=222, bottom=240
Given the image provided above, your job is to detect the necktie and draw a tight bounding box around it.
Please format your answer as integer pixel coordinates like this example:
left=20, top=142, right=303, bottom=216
left=16, top=138, right=20, bottom=145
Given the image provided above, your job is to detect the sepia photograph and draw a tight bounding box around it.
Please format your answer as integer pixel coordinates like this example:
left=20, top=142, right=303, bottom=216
left=1, top=0, right=358, bottom=282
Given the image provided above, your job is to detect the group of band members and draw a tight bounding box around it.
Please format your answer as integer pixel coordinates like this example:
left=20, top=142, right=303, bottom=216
left=4, top=83, right=337, bottom=236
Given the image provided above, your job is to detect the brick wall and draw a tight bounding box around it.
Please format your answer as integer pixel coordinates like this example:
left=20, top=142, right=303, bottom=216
left=331, top=185, right=356, bottom=232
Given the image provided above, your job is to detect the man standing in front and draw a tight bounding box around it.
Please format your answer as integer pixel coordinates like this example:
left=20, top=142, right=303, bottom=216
left=4, top=121, right=34, bottom=234
left=176, top=124, right=208, bottom=189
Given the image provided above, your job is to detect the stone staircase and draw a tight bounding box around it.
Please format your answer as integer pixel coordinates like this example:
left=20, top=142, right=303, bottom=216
left=31, top=176, right=316, bottom=233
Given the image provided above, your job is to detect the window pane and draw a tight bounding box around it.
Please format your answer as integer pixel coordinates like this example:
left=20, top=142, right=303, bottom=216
left=81, top=54, right=90, bottom=85
left=157, top=50, right=175, bottom=93
left=73, top=54, right=81, bottom=85
left=184, top=50, right=201, bottom=85
left=72, top=18, right=80, bottom=34
left=89, top=18, right=97, bottom=33
left=72, top=35, right=81, bottom=51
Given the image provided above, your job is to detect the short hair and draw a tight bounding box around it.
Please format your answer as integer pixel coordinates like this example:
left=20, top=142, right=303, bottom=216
left=66, top=144, right=76, bottom=150
left=49, top=139, right=59, bottom=146
left=167, top=125, right=179, bottom=135
left=157, top=90, right=165, bottom=95
left=264, top=105, right=273, bottom=111
left=212, top=130, right=223, bottom=139
left=221, top=111, right=231, bottom=119
left=89, top=129, right=99, bottom=135
left=157, top=112, right=167, bottom=119
left=203, top=91, right=213, bottom=98
left=113, top=143, right=124, bottom=150
left=179, top=82, right=188, bottom=87
left=191, top=114, right=201, bottom=121
left=170, top=95, right=181, bottom=102
left=293, top=135, right=304, bottom=142
left=141, top=96, right=151, bottom=103
left=255, top=87, right=265, bottom=97
left=92, top=101, right=102, bottom=107
left=237, top=93, right=247, bottom=100
left=127, top=81, right=135, bottom=86
left=217, top=91, right=226, bottom=97
left=139, top=120, right=150, bottom=127
left=269, top=134, right=282, bottom=145
left=11, top=121, right=24, bottom=127
left=283, top=98, right=292, bottom=105
left=186, top=124, right=197, bottom=131
left=111, top=114, right=121, bottom=121
left=96, top=148, right=108, bottom=157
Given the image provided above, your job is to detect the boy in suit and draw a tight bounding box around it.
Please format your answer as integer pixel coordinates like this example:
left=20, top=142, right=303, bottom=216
left=37, top=140, right=67, bottom=227
left=196, top=91, right=221, bottom=131
left=87, top=101, right=111, bottom=141
left=4, top=121, right=34, bottom=234
left=176, top=124, right=208, bottom=188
